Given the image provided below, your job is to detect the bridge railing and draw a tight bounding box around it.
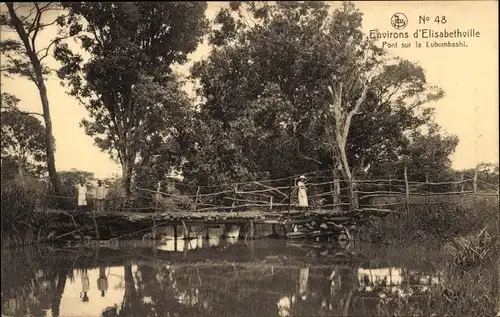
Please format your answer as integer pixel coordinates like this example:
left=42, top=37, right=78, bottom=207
left=41, top=168, right=497, bottom=213
left=131, top=169, right=498, bottom=213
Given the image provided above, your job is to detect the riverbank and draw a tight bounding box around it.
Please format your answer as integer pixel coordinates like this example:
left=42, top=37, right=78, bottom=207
left=357, top=197, right=500, bottom=316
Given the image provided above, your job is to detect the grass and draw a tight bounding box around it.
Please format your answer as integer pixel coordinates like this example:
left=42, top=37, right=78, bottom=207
left=361, top=197, right=499, bottom=245
left=1, top=176, right=46, bottom=246
left=359, top=195, right=500, bottom=316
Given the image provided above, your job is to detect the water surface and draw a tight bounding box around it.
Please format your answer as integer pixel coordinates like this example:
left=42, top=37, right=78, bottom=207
left=1, top=238, right=443, bottom=317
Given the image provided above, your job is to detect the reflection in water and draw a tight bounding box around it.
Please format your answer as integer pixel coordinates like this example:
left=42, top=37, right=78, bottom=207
left=1, top=239, right=443, bottom=317
left=156, top=236, right=239, bottom=252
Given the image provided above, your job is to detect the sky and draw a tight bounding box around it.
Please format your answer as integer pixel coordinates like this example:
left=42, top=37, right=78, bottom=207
left=1, top=1, right=498, bottom=178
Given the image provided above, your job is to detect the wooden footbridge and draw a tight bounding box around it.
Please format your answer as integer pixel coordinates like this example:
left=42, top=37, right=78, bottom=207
left=42, top=168, right=498, bottom=242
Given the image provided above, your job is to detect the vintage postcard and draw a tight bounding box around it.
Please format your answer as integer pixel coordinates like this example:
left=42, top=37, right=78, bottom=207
left=1, top=1, right=498, bottom=317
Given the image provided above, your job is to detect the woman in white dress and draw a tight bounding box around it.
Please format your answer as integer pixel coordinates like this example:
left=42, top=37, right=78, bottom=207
left=76, top=178, right=88, bottom=211
left=296, top=175, right=309, bottom=210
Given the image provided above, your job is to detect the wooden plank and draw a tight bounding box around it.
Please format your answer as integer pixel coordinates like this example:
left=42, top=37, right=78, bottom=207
left=404, top=167, right=410, bottom=213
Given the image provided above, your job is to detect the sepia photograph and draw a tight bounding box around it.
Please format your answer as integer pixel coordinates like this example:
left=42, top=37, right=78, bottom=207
left=1, top=1, right=498, bottom=317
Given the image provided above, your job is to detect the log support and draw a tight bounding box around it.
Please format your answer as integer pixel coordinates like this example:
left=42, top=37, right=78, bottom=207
left=203, top=224, right=209, bottom=239
left=221, top=224, right=228, bottom=239
left=271, top=224, right=278, bottom=238
left=181, top=220, right=190, bottom=240
left=249, top=220, right=255, bottom=240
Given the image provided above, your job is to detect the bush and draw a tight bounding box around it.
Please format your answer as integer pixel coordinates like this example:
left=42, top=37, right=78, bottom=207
left=1, top=176, right=46, bottom=246
left=360, top=198, right=499, bottom=245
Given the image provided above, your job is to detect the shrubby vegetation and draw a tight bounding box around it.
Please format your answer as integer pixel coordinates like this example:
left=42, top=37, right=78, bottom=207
left=361, top=199, right=498, bottom=245
left=1, top=176, right=46, bottom=245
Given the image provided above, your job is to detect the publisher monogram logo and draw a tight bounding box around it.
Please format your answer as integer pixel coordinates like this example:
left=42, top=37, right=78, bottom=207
left=391, top=13, right=408, bottom=30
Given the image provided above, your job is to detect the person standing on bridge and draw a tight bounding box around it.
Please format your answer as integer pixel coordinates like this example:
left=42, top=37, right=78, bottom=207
left=76, top=178, right=88, bottom=212
left=95, top=180, right=108, bottom=213
left=296, top=175, right=309, bottom=210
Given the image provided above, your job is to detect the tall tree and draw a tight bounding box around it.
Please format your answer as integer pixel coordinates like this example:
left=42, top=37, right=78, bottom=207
left=1, top=92, right=48, bottom=179
left=400, top=123, right=459, bottom=183
left=184, top=0, right=443, bottom=196
left=0, top=2, right=71, bottom=194
left=57, top=169, right=95, bottom=188
left=54, top=2, right=208, bottom=198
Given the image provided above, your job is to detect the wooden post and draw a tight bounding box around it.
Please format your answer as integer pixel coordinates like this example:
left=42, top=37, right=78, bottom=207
left=249, top=240, right=255, bottom=259
left=333, top=170, right=340, bottom=212
left=473, top=166, right=478, bottom=194
left=497, top=186, right=500, bottom=235
left=288, top=177, right=292, bottom=216
left=427, top=173, right=431, bottom=198
left=152, top=216, right=157, bottom=240
left=203, top=223, right=209, bottom=239
left=271, top=224, right=277, bottom=238
left=154, top=181, right=161, bottom=210
left=459, top=173, right=465, bottom=203
left=181, top=220, right=190, bottom=240
left=269, top=196, right=273, bottom=210
left=460, top=173, right=464, bottom=193
left=330, top=182, right=336, bottom=208
left=425, top=173, right=430, bottom=201
left=350, top=178, right=358, bottom=210
left=389, top=174, right=392, bottom=206
left=193, top=186, right=200, bottom=211
left=91, top=210, right=100, bottom=240
left=349, top=178, right=354, bottom=212
left=173, top=225, right=177, bottom=240
left=183, top=238, right=189, bottom=256
left=249, top=220, right=255, bottom=240
left=221, top=224, right=228, bottom=239
left=496, top=255, right=500, bottom=315
left=404, top=167, right=410, bottom=213
left=230, top=185, right=238, bottom=213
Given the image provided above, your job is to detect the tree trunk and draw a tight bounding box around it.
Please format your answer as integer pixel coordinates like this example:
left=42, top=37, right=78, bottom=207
left=51, top=270, right=67, bottom=317
left=332, top=166, right=341, bottom=212
left=38, top=80, right=62, bottom=195
left=122, top=264, right=138, bottom=312
left=121, top=159, right=133, bottom=200
left=338, top=145, right=359, bottom=211
left=17, top=163, right=24, bottom=179
left=6, top=3, right=62, bottom=195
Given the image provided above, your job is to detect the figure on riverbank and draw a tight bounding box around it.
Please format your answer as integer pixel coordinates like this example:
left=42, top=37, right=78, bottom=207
left=296, top=176, right=309, bottom=210
left=76, top=178, right=88, bottom=211
left=95, top=180, right=107, bottom=213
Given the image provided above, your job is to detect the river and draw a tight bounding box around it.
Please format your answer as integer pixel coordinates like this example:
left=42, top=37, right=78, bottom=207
left=1, top=237, right=450, bottom=317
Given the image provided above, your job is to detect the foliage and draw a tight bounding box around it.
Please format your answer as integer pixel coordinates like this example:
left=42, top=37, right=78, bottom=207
left=0, top=2, right=70, bottom=194
left=361, top=198, right=499, bottom=245
left=54, top=2, right=208, bottom=197
left=0, top=3, right=70, bottom=80
left=1, top=94, right=48, bottom=179
left=58, top=169, right=95, bottom=188
left=178, top=1, right=446, bottom=186
left=401, top=123, right=459, bottom=182
left=457, top=162, right=500, bottom=192
left=0, top=176, right=46, bottom=246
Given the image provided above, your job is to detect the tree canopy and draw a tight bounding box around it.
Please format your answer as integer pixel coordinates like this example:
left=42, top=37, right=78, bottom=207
left=1, top=2, right=70, bottom=194
left=54, top=2, right=208, bottom=196
left=1, top=93, right=48, bottom=179
left=170, top=1, right=447, bottom=186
